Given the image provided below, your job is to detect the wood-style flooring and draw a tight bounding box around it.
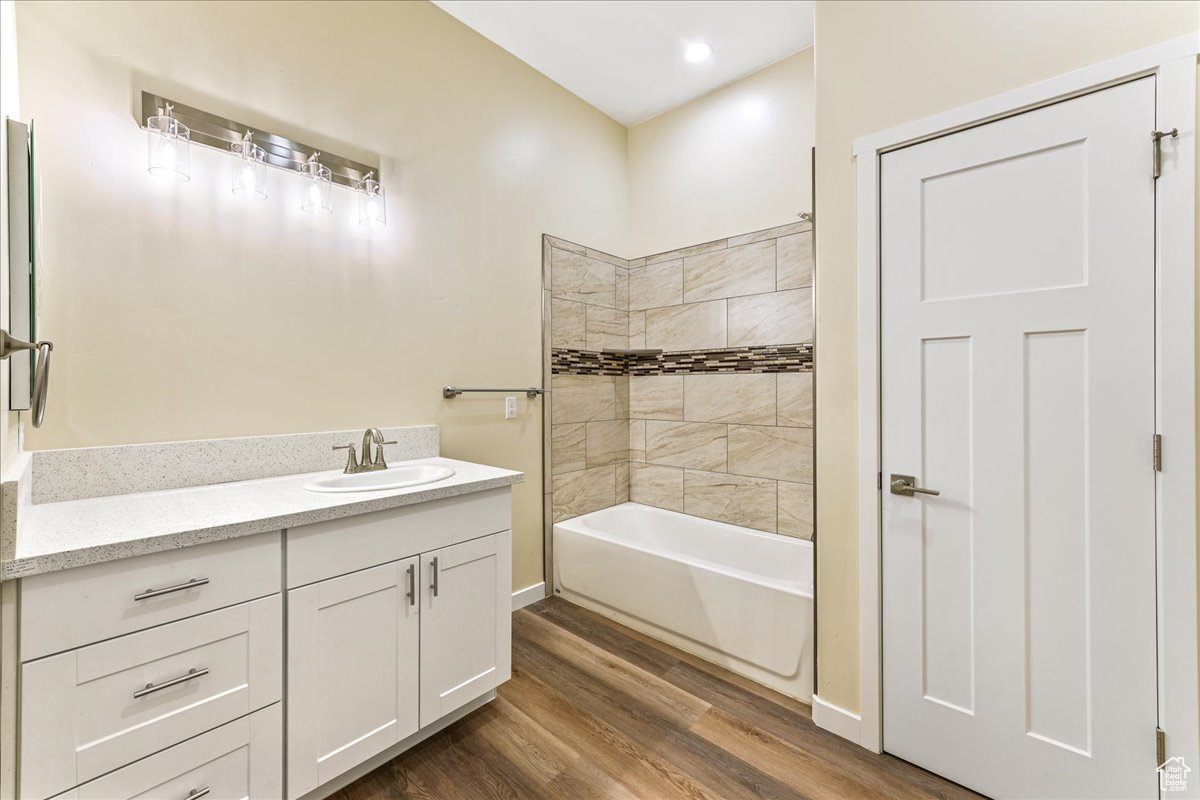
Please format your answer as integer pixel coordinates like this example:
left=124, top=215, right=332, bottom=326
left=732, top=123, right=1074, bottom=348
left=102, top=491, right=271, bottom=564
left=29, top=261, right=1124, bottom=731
left=329, top=596, right=979, bottom=800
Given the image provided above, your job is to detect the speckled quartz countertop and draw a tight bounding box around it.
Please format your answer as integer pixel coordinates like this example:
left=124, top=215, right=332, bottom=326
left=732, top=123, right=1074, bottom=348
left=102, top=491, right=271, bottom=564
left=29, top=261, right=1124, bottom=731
left=3, top=457, right=522, bottom=579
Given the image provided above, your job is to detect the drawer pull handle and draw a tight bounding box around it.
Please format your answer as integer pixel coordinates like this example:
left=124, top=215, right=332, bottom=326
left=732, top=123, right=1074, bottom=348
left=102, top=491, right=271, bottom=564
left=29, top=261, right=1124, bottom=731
left=134, top=577, right=210, bottom=602
left=184, top=789, right=210, bottom=800
left=431, top=556, right=439, bottom=597
left=134, top=667, right=209, bottom=698
left=406, top=563, right=416, bottom=606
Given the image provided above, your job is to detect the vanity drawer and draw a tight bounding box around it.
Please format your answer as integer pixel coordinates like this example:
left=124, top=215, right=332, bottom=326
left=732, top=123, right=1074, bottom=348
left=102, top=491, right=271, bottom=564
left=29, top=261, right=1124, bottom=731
left=20, top=531, right=281, bottom=660
left=287, top=487, right=511, bottom=587
left=20, top=595, right=282, bottom=800
left=48, top=703, right=282, bottom=800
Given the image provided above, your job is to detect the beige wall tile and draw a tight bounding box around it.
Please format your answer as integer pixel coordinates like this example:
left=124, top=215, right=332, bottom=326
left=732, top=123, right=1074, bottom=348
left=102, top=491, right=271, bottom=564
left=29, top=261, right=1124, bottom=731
left=552, top=465, right=617, bottom=522
left=629, top=419, right=646, bottom=461
left=728, top=288, right=812, bottom=346
left=684, top=470, right=776, bottom=532
left=630, top=375, right=684, bottom=420
left=614, top=375, right=630, bottom=419
left=552, top=375, right=624, bottom=423
left=615, top=268, right=630, bottom=311
left=546, top=237, right=586, bottom=256
left=777, top=480, right=814, bottom=539
left=727, top=425, right=813, bottom=483
left=777, top=372, right=813, bottom=427
left=645, top=421, right=727, bottom=471
left=586, top=305, right=629, bottom=350
left=615, top=462, right=630, bottom=504
left=551, top=298, right=587, bottom=349
left=585, top=247, right=629, bottom=268
left=629, top=260, right=683, bottom=310
left=683, top=240, right=775, bottom=303
left=776, top=231, right=814, bottom=290
left=586, top=419, right=630, bottom=467
left=727, top=221, right=813, bottom=248
left=683, top=374, right=775, bottom=424
left=645, top=299, right=727, bottom=351
left=630, top=462, right=684, bottom=512
left=645, top=238, right=727, bottom=266
left=552, top=249, right=617, bottom=307
left=628, top=257, right=647, bottom=269
left=629, top=311, right=646, bottom=349
left=551, top=423, right=586, bottom=474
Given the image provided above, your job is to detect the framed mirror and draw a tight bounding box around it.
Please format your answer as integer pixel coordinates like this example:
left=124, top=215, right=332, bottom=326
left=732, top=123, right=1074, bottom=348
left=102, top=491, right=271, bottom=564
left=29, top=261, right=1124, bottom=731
left=6, top=118, right=35, bottom=411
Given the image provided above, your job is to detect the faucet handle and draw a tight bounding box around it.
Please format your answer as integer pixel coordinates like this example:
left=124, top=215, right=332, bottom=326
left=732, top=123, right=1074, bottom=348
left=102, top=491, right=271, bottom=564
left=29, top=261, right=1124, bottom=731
left=332, top=443, right=359, bottom=473
left=373, top=440, right=398, bottom=467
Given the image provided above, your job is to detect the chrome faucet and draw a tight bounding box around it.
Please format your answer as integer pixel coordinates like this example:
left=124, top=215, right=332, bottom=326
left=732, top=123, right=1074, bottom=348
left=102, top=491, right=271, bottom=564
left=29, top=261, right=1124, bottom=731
left=332, top=427, right=397, bottom=474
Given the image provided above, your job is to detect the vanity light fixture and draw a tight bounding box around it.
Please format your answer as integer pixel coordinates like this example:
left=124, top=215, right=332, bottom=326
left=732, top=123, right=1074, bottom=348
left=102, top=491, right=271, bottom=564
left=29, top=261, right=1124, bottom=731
left=299, top=152, right=333, bottom=214
left=139, top=92, right=382, bottom=218
left=145, top=103, right=191, bottom=182
left=230, top=131, right=267, bottom=199
left=683, top=42, right=713, bottom=63
left=355, top=170, right=386, bottom=227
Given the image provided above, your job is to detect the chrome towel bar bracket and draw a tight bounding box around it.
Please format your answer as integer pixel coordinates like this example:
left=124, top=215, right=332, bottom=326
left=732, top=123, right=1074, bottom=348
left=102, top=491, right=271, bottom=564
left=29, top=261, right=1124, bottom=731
left=443, top=386, right=544, bottom=399
left=0, top=329, right=53, bottom=428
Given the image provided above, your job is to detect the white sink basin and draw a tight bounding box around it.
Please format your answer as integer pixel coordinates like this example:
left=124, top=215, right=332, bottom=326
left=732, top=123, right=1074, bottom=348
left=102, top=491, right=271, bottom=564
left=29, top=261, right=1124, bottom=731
left=305, top=464, right=456, bottom=493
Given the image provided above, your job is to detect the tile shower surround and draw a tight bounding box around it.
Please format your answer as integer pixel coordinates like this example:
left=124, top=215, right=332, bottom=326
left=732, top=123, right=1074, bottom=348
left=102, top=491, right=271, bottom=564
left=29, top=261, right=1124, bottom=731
left=544, top=221, right=814, bottom=539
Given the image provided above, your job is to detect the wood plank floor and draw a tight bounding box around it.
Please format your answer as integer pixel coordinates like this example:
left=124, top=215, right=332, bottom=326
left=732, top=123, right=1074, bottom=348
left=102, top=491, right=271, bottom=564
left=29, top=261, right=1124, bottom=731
left=329, top=597, right=980, bottom=800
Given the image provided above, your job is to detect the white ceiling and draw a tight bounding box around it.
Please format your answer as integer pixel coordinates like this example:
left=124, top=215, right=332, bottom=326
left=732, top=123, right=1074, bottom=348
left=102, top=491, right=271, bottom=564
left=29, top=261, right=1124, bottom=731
left=432, top=1, right=815, bottom=126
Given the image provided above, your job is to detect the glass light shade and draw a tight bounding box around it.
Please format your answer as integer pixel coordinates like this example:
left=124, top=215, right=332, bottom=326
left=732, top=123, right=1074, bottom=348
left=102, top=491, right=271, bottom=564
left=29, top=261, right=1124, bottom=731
left=355, top=175, right=386, bottom=227
left=146, top=114, right=191, bottom=182
left=231, top=139, right=267, bottom=199
left=300, top=158, right=332, bottom=214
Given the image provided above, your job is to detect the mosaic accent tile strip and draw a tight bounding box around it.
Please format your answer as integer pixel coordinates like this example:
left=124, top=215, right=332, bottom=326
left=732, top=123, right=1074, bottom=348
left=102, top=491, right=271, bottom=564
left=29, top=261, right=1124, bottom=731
left=551, top=349, right=628, bottom=376
left=552, top=344, right=813, bottom=376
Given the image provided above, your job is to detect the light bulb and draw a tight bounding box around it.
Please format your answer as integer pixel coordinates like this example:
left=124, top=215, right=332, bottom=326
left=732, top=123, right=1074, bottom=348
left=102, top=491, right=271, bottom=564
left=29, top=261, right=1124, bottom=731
left=238, top=165, right=256, bottom=193
left=146, top=110, right=190, bottom=182
left=684, top=42, right=712, bottom=63
left=231, top=134, right=267, bottom=199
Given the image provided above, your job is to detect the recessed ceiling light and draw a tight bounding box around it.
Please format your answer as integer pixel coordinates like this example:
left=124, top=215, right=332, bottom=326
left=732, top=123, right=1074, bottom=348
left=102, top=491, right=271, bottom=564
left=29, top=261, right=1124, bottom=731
left=684, top=42, right=712, bottom=63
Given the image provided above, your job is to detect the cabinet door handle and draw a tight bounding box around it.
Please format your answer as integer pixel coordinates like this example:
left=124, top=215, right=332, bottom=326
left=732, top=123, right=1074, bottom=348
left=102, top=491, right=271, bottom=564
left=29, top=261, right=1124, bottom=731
left=134, top=666, right=209, bottom=698
left=184, top=789, right=210, bottom=800
left=430, top=556, right=439, bottom=597
left=134, top=577, right=209, bottom=601
left=406, top=563, right=416, bottom=606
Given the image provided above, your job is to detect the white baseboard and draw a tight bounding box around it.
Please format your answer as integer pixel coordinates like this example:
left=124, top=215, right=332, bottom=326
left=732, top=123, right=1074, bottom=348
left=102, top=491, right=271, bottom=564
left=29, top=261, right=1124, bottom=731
left=511, top=581, right=546, bottom=611
left=812, top=694, right=863, bottom=745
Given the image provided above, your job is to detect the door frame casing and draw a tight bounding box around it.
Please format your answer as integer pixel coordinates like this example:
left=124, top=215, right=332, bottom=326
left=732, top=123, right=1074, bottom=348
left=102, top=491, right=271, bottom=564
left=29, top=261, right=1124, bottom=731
left=836, top=34, right=1200, bottom=769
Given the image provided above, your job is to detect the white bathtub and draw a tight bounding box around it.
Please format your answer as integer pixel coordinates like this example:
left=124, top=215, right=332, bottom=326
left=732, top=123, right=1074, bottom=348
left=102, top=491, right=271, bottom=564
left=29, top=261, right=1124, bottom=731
left=553, top=502, right=813, bottom=701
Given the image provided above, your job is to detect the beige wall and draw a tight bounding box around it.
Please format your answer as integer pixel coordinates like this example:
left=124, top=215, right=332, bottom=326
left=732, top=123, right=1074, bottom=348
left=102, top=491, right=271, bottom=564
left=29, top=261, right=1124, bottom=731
left=0, top=0, right=19, bottom=474
left=814, top=0, right=1200, bottom=713
left=13, top=0, right=631, bottom=591
left=628, top=49, right=814, bottom=257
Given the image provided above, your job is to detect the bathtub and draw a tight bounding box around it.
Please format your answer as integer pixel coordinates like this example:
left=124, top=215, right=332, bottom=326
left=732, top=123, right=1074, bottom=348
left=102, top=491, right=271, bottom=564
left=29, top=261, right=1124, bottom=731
left=553, top=502, right=813, bottom=701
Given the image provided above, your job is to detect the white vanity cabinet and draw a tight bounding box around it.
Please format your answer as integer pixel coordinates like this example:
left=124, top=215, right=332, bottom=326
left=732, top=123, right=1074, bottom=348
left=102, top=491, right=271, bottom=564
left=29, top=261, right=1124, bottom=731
left=419, top=533, right=511, bottom=727
left=12, top=483, right=513, bottom=800
left=285, top=487, right=513, bottom=799
left=286, top=558, right=421, bottom=799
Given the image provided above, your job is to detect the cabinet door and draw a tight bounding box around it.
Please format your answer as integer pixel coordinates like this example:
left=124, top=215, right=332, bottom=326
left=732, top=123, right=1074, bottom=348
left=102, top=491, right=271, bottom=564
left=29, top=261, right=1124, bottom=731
left=287, top=558, right=419, bottom=800
left=419, top=531, right=511, bottom=727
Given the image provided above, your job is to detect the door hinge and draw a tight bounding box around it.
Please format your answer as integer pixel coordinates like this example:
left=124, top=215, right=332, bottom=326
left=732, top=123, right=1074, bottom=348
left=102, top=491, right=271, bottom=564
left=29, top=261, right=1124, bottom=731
left=1153, top=128, right=1179, bottom=179
left=877, top=472, right=883, bottom=491
left=1157, top=727, right=1167, bottom=766
left=1153, top=434, right=1163, bottom=472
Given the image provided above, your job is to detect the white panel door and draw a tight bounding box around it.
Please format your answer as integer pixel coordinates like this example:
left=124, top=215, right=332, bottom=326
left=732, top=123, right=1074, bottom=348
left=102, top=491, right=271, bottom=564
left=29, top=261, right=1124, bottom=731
left=287, top=558, right=420, bottom=800
left=881, top=77, right=1157, bottom=799
left=419, top=531, right=511, bottom=727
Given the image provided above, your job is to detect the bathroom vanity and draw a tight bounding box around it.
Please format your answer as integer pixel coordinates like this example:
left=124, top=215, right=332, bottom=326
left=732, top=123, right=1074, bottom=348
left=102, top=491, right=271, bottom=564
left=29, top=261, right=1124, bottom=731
left=0, top=426, right=520, bottom=800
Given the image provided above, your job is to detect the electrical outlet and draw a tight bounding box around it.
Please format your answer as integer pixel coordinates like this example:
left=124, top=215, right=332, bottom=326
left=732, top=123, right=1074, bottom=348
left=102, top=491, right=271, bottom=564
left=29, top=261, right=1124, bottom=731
left=505, top=396, right=517, bottom=419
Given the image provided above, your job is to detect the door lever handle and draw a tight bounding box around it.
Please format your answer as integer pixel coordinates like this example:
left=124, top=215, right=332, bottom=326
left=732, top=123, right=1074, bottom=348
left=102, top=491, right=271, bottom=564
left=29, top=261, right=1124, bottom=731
left=890, top=474, right=940, bottom=497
